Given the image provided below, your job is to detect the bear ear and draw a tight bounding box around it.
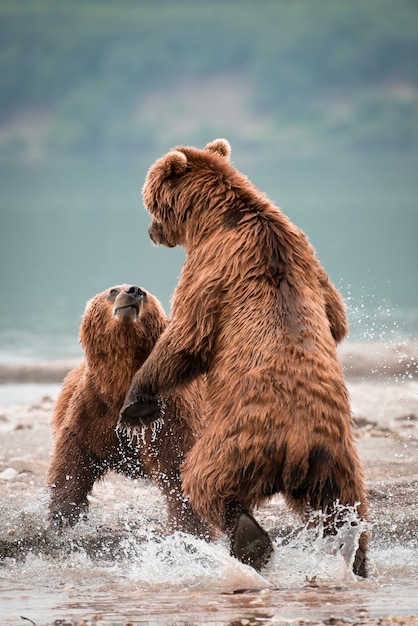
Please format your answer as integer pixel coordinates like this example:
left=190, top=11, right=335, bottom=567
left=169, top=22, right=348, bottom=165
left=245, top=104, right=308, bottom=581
left=160, top=150, right=188, bottom=179
left=204, top=138, right=231, bottom=160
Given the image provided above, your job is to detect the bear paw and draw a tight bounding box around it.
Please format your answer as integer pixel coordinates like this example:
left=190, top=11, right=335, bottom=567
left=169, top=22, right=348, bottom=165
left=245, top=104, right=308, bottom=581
left=48, top=501, right=87, bottom=530
left=118, top=397, right=161, bottom=429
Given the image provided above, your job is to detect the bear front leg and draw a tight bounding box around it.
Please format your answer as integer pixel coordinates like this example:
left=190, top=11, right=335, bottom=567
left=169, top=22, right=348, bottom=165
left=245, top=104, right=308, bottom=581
left=119, top=348, right=207, bottom=427
left=120, top=285, right=218, bottom=428
left=48, top=429, right=106, bottom=528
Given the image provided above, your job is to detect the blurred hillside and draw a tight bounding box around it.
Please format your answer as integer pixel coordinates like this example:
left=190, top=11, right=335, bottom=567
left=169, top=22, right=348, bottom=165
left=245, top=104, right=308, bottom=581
left=1, top=0, right=418, bottom=161
left=0, top=0, right=417, bottom=358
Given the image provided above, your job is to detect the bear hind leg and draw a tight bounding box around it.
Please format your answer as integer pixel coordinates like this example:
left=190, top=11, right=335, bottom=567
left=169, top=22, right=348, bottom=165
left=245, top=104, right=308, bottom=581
left=284, top=447, right=369, bottom=577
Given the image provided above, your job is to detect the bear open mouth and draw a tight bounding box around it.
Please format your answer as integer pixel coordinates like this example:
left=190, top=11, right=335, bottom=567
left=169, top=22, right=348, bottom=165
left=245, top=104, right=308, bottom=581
left=114, top=303, right=139, bottom=314
left=114, top=303, right=140, bottom=320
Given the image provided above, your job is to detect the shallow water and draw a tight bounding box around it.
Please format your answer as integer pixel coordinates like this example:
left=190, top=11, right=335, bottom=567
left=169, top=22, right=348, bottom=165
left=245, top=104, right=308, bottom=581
left=0, top=383, right=61, bottom=405
left=0, top=340, right=417, bottom=626
left=1, top=477, right=417, bottom=626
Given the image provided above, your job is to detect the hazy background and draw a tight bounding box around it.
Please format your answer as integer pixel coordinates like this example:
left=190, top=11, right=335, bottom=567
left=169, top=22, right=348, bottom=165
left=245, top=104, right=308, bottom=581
left=0, top=0, right=417, bottom=361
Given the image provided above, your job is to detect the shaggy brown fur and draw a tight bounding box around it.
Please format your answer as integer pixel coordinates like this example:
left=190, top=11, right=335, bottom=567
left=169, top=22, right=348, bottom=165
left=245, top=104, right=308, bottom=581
left=120, top=140, right=369, bottom=575
left=48, top=284, right=209, bottom=538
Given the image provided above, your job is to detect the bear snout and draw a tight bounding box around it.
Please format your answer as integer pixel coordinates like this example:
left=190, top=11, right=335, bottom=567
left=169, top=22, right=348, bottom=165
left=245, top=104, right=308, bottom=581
left=113, top=286, right=145, bottom=321
left=148, top=219, right=175, bottom=247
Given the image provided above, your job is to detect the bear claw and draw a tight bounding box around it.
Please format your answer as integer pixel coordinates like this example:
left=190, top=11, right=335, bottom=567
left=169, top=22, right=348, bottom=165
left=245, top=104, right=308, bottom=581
left=231, top=512, right=273, bottom=571
left=119, top=399, right=161, bottom=428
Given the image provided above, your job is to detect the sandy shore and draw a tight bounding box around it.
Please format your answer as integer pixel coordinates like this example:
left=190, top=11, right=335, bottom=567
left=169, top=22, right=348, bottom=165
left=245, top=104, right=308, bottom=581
left=0, top=341, right=417, bottom=626
left=0, top=340, right=417, bottom=384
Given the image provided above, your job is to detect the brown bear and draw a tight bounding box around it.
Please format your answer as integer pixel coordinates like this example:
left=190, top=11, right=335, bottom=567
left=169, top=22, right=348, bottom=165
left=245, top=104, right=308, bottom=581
left=119, top=139, right=369, bottom=576
left=48, top=283, right=210, bottom=539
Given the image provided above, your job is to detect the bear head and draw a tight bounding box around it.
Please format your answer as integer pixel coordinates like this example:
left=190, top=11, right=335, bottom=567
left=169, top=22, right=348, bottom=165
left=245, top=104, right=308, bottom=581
left=79, top=284, right=168, bottom=364
left=143, top=139, right=231, bottom=248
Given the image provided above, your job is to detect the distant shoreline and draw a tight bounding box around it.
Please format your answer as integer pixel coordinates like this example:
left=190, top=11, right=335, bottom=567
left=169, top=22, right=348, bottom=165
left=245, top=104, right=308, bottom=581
left=0, top=359, right=80, bottom=384
left=0, top=340, right=416, bottom=384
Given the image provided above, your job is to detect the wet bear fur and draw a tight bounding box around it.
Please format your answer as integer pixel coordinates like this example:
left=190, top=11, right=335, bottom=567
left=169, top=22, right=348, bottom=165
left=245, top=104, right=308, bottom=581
left=48, top=284, right=209, bottom=538
left=120, top=140, right=370, bottom=576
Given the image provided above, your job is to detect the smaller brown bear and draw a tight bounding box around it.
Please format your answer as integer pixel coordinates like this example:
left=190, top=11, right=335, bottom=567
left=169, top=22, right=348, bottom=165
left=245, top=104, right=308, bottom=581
left=48, top=284, right=209, bottom=538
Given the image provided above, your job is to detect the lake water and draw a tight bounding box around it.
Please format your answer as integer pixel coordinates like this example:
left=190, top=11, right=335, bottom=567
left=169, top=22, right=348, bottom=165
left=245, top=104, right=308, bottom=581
left=0, top=151, right=417, bottom=363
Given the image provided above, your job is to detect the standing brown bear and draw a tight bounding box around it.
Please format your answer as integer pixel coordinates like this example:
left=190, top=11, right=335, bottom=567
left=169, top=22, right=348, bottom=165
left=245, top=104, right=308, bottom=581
left=48, top=283, right=209, bottom=539
left=119, top=139, right=369, bottom=576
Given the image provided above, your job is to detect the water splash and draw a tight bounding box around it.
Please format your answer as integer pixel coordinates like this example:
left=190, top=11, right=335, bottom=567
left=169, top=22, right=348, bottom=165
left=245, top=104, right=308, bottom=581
left=115, top=415, right=165, bottom=449
left=2, top=487, right=418, bottom=624
left=1, top=491, right=368, bottom=588
left=343, top=285, right=416, bottom=343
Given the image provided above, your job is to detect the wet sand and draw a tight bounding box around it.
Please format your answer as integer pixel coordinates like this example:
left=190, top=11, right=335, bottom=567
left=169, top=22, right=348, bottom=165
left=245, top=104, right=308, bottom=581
left=0, top=341, right=417, bottom=626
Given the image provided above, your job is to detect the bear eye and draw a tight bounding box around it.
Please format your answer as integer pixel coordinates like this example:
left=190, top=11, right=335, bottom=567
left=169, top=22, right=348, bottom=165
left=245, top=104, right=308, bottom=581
left=107, top=287, right=120, bottom=301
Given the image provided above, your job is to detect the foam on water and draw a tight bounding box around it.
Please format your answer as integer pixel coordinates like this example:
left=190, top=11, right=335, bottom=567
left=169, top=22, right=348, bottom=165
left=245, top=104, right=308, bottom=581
left=113, top=531, right=266, bottom=590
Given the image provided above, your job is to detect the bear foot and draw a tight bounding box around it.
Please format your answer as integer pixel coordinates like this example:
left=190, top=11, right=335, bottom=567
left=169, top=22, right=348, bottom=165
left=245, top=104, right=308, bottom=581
left=48, top=500, right=88, bottom=530
left=353, top=545, right=368, bottom=578
left=230, top=512, right=273, bottom=572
